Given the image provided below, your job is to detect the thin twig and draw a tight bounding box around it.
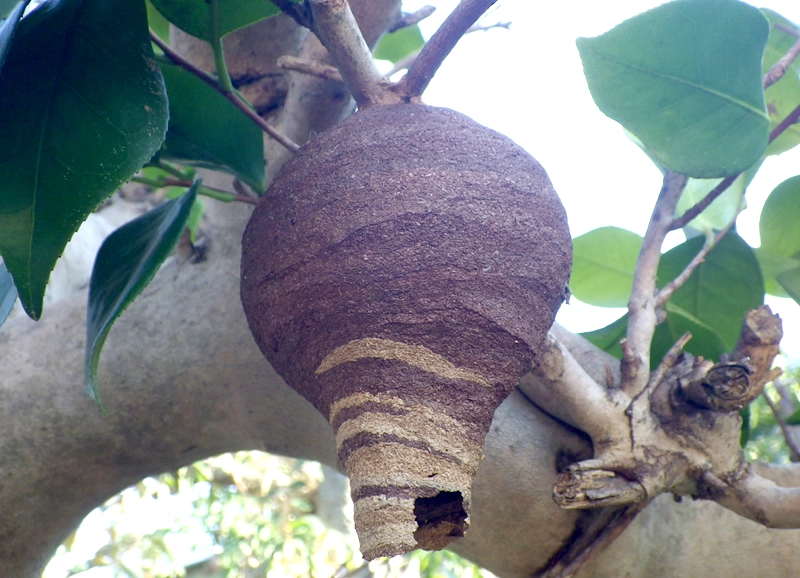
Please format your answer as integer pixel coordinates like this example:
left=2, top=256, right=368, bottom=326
left=623, top=171, right=688, bottom=396
left=769, top=101, right=800, bottom=143
left=388, top=5, right=436, bottom=33
left=384, top=20, right=509, bottom=78
left=669, top=175, right=737, bottom=231
left=763, top=389, right=800, bottom=462
left=763, top=37, right=800, bottom=90
left=150, top=31, right=301, bottom=153
left=776, top=22, right=800, bottom=39
left=398, top=0, right=498, bottom=100
left=307, top=0, right=395, bottom=108
left=277, top=55, right=344, bottom=82
left=656, top=221, right=735, bottom=307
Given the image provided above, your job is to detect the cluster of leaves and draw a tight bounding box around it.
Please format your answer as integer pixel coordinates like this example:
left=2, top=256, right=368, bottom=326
left=0, top=0, right=422, bottom=406
left=44, top=452, right=490, bottom=578
left=570, top=1, right=800, bottom=367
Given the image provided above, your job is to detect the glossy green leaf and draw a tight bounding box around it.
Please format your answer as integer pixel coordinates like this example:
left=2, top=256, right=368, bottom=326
left=164, top=186, right=204, bottom=242
left=577, top=0, right=770, bottom=178
left=85, top=183, right=198, bottom=406
left=374, top=24, right=424, bottom=64
left=571, top=227, right=642, bottom=307
left=658, top=233, right=764, bottom=351
left=159, top=62, right=265, bottom=193
left=0, top=0, right=168, bottom=319
left=0, top=262, right=17, bottom=329
left=762, top=10, right=800, bottom=156
left=0, top=1, right=27, bottom=70
left=149, top=0, right=279, bottom=42
left=581, top=313, right=627, bottom=359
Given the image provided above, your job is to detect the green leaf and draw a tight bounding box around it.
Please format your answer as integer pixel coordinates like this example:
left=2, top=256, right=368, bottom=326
left=776, top=266, right=800, bottom=305
left=762, top=9, right=800, bottom=156
left=757, top=175, right=800, bottom=300
left=0, top=262, right=17, bottom=329
left=0, top=1, right=28, bottom=71
left=164, top=186, right=204, bottom=242
left=374, top=24, right=424, bottom=64
left=159, top=62, right=266, bottom=193
left=149, top=0, right=279, bottom=42
left=577, top=0, right=770, bottom=178
left=0, top=0, right=168, bottom=319
left=85, top=183, right=198, bottom=406
left=570, top=227, right=642, bottom=307
left=760, top=175, right=800, bottom=258
left=581, top=313, right=627, bottom=359
left=658, top=233, right=764, bottom=351
left=655, top=301, right=729, bottom=362
left=755, top=247, right=799, bottom=297
left=146, top=0, right=171, bottom=43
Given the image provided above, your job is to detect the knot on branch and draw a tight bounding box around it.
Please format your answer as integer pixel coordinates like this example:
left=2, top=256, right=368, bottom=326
left=553, top=468, right=647, bottom=509
left=680, top=359, right=755, bottom=412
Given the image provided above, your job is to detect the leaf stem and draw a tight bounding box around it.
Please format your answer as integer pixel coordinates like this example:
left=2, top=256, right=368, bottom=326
left=210, top=0, right=234, bottom=93
left=130, top=176, right=258, bottom=205
left=150, top=30, right=300, bottom=153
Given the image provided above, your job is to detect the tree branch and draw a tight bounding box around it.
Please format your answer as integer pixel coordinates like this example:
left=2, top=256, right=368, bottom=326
left=397, top=0, right=498, bottom=100
left=712, top=468, right=800, bottom=529
left=763, top=36, right=800, bottom=90
left=307, top=0, right=396, bottom=108
left=623, top=171, right=687, bottom=395
left=150, top=31, right=301, bottom=153
left=655, top=222, right=734, bottom=307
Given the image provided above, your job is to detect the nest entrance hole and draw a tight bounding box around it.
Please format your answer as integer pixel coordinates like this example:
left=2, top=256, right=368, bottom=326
left=413, top=491, right=467, bottom=551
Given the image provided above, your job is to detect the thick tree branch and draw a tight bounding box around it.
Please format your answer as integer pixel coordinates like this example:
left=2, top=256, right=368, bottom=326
left=308, top=0, right=397, bottom=107
left=712, top=468, right=800, bottom=528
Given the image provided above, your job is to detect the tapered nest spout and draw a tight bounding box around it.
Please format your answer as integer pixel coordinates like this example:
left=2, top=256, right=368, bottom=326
left=327, top=384, right=485, bottom=558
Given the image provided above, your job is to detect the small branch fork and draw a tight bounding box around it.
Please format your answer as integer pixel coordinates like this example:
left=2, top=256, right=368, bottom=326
left=302, top=0, right=501, bottom=107
left=531, top=25, right=800, bottom=576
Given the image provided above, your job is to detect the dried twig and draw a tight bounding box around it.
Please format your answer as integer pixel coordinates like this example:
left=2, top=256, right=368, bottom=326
left=150, top=32, right=301, bottom=153
left=398, top=0, right=499, bottom=100
left=277, top=55, right=344, bottom=82
left=764, top=37, right=800, bottom=90
left=388, top=5, right=436, bottom=33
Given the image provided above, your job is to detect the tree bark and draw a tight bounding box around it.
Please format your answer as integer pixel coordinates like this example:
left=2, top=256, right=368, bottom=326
left=3, top=4, right=800, bottom=577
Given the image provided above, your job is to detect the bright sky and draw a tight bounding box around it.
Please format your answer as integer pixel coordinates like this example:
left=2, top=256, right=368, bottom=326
left=404, top=0, right=800, bottom=361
